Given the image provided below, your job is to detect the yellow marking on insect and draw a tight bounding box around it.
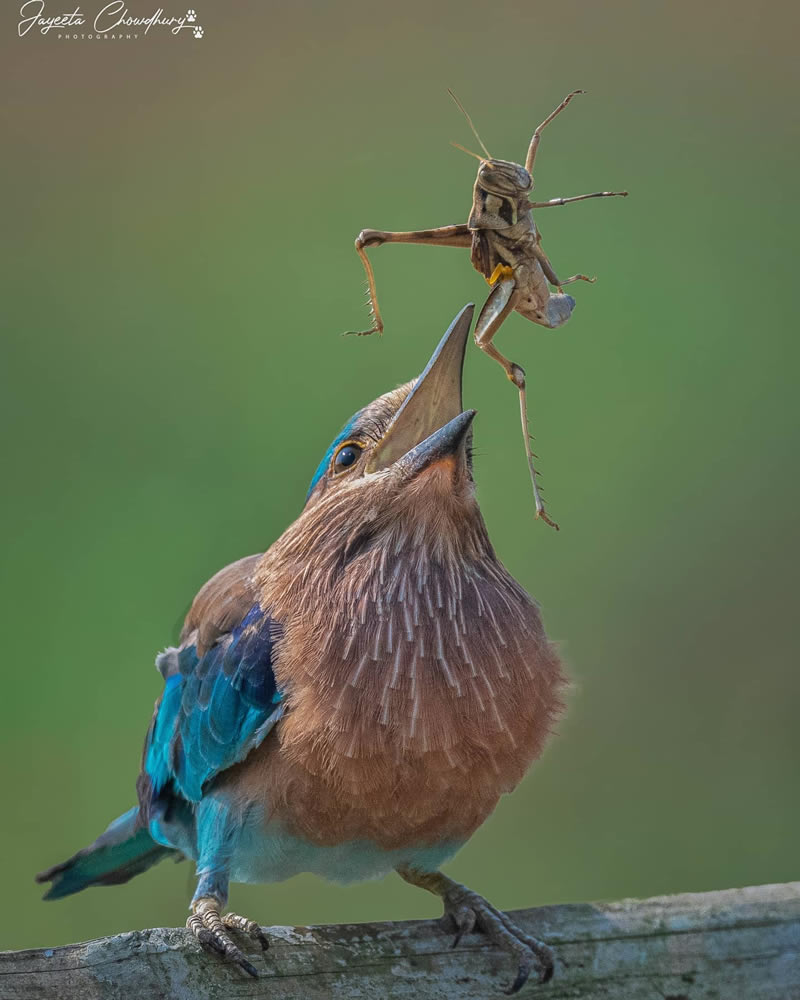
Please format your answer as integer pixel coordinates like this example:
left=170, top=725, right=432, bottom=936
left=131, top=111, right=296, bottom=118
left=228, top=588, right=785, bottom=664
left=488, top=263, right=514, bottom=286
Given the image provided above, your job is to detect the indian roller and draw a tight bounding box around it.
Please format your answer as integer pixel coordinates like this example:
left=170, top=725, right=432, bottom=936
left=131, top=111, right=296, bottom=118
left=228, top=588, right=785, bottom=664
left=36, top=305, right=566, bottom=993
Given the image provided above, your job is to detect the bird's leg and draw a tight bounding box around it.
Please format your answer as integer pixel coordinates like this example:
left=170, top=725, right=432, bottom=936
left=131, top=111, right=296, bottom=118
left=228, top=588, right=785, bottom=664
left=347, top=225, right=472, bottom=336
left=397, top=866, right=554, bottom=994
left=187, top=871, right=269, bottom=978
left=475, top=274, right=559, bottom=529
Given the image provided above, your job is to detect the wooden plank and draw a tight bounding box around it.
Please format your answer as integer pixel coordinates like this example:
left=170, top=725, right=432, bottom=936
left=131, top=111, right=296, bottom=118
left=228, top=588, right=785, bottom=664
left=2, top=882, right=799, bottom=999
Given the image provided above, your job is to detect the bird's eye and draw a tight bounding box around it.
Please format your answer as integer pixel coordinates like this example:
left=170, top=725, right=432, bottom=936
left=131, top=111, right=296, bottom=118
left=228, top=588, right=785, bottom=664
left=332, top=441, right=363, bottom=475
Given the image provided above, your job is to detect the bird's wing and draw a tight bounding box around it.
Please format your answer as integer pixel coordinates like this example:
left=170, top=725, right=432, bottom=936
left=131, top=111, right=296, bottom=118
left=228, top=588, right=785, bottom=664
left=138, top=554, right=284, bottom=809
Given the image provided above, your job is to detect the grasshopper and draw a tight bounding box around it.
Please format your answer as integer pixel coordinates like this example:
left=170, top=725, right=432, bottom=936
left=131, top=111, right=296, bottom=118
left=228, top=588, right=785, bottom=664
left=348, top=90, right=627, bottom=529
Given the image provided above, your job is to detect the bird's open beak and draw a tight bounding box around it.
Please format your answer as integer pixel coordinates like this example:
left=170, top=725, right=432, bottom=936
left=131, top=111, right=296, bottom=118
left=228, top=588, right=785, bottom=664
left=367, top=304, right=476, bottom=476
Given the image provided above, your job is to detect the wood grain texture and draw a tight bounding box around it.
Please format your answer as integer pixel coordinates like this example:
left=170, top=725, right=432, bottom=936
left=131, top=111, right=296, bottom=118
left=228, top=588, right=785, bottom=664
left=2, top=882, right=799, bottom=999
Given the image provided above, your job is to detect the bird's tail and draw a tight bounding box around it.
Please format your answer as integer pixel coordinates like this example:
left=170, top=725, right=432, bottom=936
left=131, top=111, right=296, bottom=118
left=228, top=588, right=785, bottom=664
left=35, top=806, right=177, bottom=900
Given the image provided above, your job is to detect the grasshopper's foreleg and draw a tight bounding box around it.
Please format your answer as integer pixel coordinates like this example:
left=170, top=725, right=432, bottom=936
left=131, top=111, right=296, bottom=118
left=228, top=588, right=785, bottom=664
left=346, top=225, right=472, bottom=337
left=524, top=90, right=585, bottom=175
left=475, top=275, right=558, bottom=530
left=529, top=190, right=628, bottom=208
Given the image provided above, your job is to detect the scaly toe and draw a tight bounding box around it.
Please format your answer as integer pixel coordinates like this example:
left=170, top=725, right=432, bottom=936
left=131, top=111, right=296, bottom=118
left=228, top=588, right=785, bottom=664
left=223, top=912, right=270, bottom=952
left=187, top=900, right=261, bottom=978
left=446, top=888, right=554, bottom=991
left=193, top=925, right=225, bottom=957
left=441, top=903, right=477, bottom=948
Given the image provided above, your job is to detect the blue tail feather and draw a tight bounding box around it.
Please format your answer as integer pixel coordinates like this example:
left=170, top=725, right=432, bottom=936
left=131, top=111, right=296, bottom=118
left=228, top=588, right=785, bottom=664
left=35, top=806, right=177, bottom=900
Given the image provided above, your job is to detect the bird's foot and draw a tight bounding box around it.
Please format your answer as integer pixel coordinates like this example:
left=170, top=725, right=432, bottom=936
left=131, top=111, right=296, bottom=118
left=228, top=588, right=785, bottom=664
left=439, top=882, right=554, bottom=994
left=187, top=896, right=268, bottom=978
left=397, top=866, right=554, bottom=994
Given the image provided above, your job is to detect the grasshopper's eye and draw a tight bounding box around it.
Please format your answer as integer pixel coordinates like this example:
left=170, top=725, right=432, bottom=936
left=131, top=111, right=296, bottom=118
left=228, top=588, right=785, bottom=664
left=332, top=441, right=363, bottom=475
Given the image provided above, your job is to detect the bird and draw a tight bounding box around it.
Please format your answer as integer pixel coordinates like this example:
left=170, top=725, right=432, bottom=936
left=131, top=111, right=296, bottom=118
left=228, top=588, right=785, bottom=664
left=36, top=304, right=567, bottom=993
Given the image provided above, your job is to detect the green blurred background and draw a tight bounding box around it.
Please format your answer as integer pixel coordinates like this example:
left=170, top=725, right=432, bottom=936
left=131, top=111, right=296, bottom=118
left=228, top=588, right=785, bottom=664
left=2, top=0, right=798, bottom=953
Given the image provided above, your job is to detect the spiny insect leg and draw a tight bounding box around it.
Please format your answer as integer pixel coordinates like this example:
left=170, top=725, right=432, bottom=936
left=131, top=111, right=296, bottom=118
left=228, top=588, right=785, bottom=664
left=474, top=278, right=558, bottom=530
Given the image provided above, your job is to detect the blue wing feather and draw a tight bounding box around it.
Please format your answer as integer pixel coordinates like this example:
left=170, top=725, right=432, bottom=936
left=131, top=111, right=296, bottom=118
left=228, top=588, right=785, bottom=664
left=141, top=603, right=283, bottom=810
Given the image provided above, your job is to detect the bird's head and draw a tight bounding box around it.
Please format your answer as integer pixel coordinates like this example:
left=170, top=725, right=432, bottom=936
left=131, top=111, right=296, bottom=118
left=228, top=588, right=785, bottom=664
left=301, top=304, right=482, bottom=553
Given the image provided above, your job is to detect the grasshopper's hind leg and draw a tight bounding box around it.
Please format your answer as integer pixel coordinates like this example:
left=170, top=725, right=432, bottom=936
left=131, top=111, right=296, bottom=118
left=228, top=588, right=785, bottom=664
left=475, top=277, right=559, bottom=530
left=349, top=239, right=384, bottom=336
left=346, top=225, right=472, bottom=337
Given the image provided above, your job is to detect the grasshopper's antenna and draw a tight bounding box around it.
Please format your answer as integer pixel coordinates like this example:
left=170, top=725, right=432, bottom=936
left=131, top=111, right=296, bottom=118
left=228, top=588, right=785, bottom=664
left=450, top=141, right=485, bottom=162
left=448, top=89, right=492, bottom=160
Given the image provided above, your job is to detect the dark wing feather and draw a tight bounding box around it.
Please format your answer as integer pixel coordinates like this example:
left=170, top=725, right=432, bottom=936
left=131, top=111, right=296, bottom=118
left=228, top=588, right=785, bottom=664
left=138, top=555, right=283, bottom=820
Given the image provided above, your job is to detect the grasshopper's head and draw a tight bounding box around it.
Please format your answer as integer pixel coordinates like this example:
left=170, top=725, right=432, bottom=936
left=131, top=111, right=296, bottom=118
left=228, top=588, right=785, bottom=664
left=477, top=158, right=532, bottom=198
left=470, top=159, right=533, bottom=229
left=448, top=90, right=532, bottom=197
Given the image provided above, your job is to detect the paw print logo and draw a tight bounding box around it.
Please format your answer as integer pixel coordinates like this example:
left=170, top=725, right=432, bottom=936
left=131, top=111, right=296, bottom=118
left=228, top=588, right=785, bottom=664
left=193, top=25, right=203, bottom=38
left=186, top=8, right=196, bottom=21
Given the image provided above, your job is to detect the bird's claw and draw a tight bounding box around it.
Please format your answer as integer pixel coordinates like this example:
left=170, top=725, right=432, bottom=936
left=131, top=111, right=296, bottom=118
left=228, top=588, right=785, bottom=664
left=187, top=897, right=268, bottom=978
left=441, top=886, right=554, bottom=993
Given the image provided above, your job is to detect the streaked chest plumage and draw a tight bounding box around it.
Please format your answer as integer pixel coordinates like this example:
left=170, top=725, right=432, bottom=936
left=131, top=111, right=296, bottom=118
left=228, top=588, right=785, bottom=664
left=226, top=499, right=565, bottom=850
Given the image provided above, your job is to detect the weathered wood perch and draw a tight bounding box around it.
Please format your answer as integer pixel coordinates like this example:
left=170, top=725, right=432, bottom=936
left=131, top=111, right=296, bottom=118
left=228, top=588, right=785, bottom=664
left=2, top=882, right=798, bottom=999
